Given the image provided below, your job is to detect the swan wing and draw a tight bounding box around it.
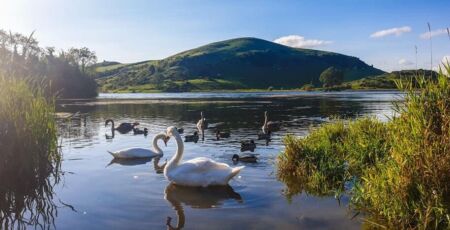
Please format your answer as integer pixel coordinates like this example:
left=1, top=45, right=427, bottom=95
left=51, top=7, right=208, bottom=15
left=168, top=157, right=243, bottom=186
left=109, top=148, right=161, bottom=159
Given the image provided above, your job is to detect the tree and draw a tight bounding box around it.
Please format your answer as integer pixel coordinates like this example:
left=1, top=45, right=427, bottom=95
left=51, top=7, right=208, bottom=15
left=319, top=67, right=344, bottom=88
left=67, top=47, right=97, bottom=74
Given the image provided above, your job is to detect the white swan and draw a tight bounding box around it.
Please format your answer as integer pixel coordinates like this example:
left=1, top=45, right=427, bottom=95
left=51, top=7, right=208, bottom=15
left=108, top=133, right=169, bottom=159
left=196, top=111, right=208, bottom=132
left=164, top=126, right=244, bottom=187
left=262, top=111, right=280, bottom=134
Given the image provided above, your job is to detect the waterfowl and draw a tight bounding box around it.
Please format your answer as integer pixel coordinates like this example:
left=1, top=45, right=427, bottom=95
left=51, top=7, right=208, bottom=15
left=107, top=133, right=169, bottom=158
left=177, top=128, right=184, bottom=134
left=164, top=126, right=244, bottom=187
left=257, top=130, right=271, bottom=140
left=196, top=112, right=208, bottom=132
left=184, top=131, right=199, bottom=143
left=105, top=119, right=139, bottom=134
left=262, top=111, right=280, bottom=134
left=240, top=140, right=256, bottom=152
left=232, top=153, right=258, bottom=163
left=216, top=130, right=230, bottom=140
left=133, top=127, right=148, bottom=135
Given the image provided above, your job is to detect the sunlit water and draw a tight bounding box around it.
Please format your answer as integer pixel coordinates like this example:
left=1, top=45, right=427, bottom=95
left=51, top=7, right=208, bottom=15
left=14, top=91, right=403, bottom=229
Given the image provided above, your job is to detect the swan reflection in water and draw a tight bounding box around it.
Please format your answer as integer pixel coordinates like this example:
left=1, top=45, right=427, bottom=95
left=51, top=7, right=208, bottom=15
left=107, top=156, right=167, bottom=173
left=164, top=184, right=243, bottom=229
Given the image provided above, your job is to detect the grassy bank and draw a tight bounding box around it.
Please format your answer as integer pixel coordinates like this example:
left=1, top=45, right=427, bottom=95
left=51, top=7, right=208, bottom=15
left=0, top=76, right=61, bottom=229
left=278, top=66, right=450, bottom=229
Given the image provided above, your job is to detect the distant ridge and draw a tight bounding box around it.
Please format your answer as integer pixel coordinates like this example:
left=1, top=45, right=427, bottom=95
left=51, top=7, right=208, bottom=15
left=96, top=37, right=384, bottom=91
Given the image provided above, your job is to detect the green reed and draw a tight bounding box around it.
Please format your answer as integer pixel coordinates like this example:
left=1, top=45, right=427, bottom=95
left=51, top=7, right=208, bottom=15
left=278, top=65, right=450, bottom=229
left=0, top=76, right=61, bottom=229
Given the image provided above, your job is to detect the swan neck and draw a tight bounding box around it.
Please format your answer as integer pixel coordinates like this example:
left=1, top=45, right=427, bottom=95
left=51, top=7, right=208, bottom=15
left=167, top=131, right=184, bottom=168
left=152, top=133, right=165, bottom=154
left=264, top=113, right=268, bottom=125
left=106, top=119, right=115, bottom=129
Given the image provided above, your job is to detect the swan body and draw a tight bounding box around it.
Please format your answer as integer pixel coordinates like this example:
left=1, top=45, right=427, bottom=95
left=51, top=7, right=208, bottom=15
left=261, top=111, right=280, bottom=134
left=164, top=126, right=244, bottom=187
left=108, top=133, right=168, bottom=159
left=257, top=130, right=271, bottom=140
left=105, top=119, right=139, bottom=134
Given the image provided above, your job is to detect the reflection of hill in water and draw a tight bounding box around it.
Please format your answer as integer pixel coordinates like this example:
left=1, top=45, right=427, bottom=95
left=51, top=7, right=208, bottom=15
left=55, top=93, right=390, bottom=148
left=164, top=184, right=242, bottom=229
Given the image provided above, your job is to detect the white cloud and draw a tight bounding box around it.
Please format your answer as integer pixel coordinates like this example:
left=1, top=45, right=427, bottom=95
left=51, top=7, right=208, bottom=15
left=274, top=35, right=332, bottom=48
left=398, top=58, right=414, bottom=66
left=420, top=28, right=449, bottom=39
left=370, top=26, right=411, bottom=38
left=437, top=55, right=450, bottom=70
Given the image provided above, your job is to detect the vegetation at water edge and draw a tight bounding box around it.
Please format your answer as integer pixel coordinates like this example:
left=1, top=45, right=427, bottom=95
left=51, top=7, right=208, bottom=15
left=0, top=76, right=61, bottom=229
left=278, top=65, right=450, bottom=229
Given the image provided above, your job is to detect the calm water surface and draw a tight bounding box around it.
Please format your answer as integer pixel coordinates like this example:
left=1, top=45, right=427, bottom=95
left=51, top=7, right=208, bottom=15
left=11, top=91, right=403, bottom=229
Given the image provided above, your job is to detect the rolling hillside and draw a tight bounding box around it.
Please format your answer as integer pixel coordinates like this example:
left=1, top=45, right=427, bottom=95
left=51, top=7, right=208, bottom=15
left=96, top=37, right=384, bottom=92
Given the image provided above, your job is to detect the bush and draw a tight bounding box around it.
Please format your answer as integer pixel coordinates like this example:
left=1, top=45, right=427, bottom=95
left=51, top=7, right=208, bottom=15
left=300, top=83, right=314, bottom=91
left=319, top=66, right=344, bottom=88
left=278, top=65, right=450, bottom=229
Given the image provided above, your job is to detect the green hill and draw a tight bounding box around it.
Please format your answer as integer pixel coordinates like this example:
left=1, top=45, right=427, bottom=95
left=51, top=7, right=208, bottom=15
left=96, top=37, right=384, bottom=92
left=345, top=69, right=438, bottom=89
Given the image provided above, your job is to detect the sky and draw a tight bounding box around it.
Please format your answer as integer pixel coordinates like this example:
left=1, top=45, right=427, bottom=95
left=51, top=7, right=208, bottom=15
left=1, top=0, right=449, bottom=71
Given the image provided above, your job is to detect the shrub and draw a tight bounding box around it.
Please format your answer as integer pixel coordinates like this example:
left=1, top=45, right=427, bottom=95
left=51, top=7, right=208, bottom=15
left=319, top=66, right=344, bottom=88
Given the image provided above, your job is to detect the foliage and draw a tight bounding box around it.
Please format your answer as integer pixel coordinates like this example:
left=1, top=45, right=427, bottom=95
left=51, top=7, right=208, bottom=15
left=0, top=29, right=97, bottom=98
left=300, top=83, right=314, bottom=91
left=67, top=47, right=97, bottom=74
left=0, top=76, right=61, bottom=229
left=95, top=37, right=384, bottom=91
left=278, top=65, right=450, bottom=228
left=345, top=69, right=438, bottom=89
left=319, top=66, right=344, bottom=88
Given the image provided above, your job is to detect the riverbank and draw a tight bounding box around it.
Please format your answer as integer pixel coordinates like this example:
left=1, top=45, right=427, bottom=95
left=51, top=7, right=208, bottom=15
left=277, top=69, right=450, bottom=229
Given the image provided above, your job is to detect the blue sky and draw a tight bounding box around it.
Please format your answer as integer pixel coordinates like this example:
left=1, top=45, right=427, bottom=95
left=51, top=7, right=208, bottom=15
left=1, top=0, right=449, bottom=71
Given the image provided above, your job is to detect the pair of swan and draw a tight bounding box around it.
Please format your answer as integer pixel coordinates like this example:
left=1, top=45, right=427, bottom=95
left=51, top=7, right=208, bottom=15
left=108, top=126, right=244, bottom=186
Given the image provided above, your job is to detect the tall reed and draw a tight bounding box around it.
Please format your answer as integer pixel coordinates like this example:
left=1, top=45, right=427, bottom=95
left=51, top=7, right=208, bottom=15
left=278, top=65, right=450, bottom=229
left=0, top=76, right=61, bottom=229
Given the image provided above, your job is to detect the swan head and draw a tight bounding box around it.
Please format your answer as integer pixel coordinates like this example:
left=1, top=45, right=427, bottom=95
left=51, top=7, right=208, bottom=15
left=105, top=119, right=113, bottom=127
left=166, top=126, right=179, bottom=137
left=163, top=135, right=170, bottom=146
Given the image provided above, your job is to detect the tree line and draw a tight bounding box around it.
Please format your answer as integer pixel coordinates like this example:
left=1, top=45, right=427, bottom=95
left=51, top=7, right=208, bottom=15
left=0, top=30, right=98, bottom=98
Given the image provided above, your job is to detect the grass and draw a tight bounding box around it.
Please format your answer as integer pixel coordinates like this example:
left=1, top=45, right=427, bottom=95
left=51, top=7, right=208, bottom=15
left=0, top=76, right=61, bottom=229
left=277, top=65, right=450, bottom=229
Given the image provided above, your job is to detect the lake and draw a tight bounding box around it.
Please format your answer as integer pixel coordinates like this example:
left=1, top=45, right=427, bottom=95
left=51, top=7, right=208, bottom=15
left=4, top=91, right=402, bottom=229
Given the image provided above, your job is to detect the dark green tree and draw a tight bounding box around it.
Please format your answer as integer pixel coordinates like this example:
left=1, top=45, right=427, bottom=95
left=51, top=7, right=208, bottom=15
left=319, top=67, right=344, bottom=88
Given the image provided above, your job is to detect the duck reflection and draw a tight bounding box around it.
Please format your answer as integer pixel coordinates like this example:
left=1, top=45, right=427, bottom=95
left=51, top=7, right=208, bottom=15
left=107, top=156, right=167, bottom=174
left=164, top=184, right=243, bottom=229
